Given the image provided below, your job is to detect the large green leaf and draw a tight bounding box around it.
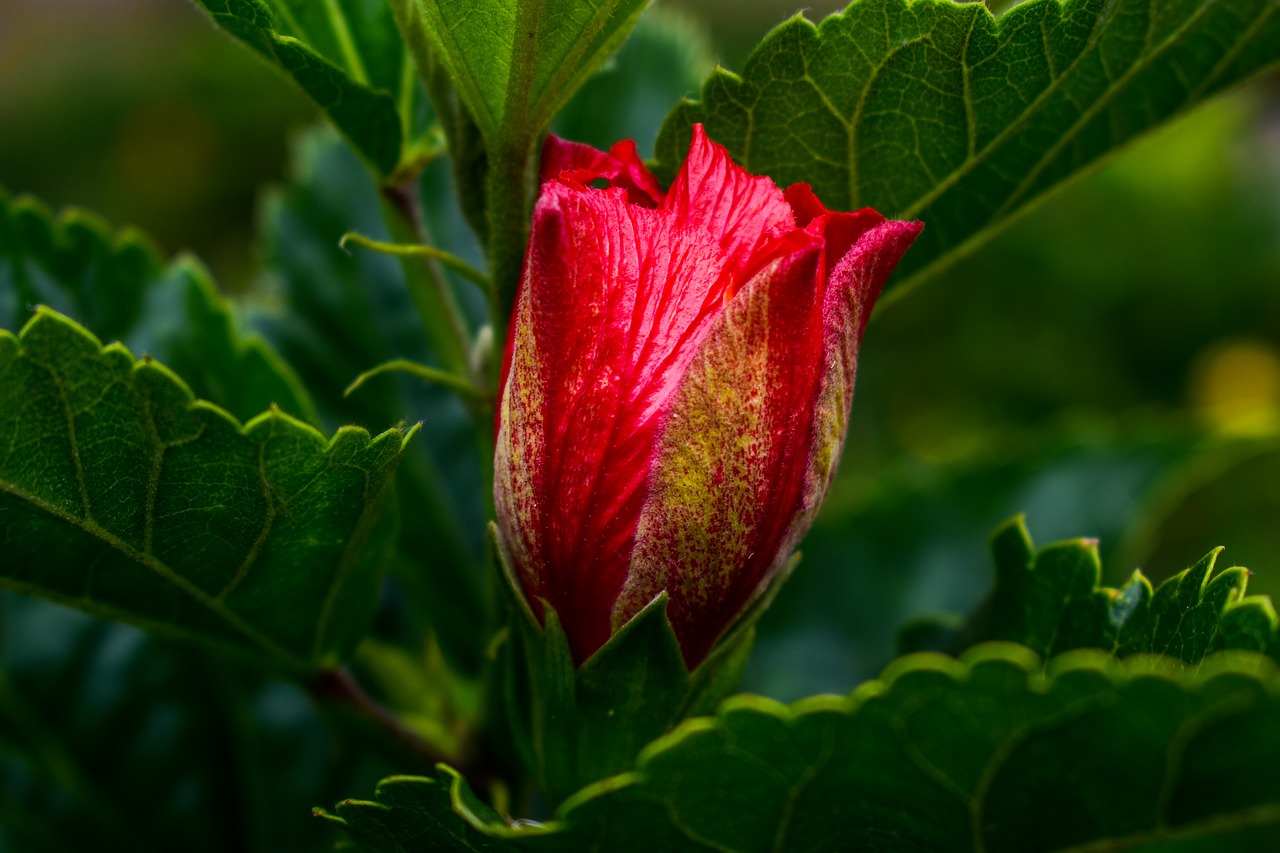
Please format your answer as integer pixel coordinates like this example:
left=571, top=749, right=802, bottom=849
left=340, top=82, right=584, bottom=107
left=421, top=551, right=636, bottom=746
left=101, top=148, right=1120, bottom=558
left=0, top=309, right=411, bottom=670
left=411, top=0, right=649, bottom=144
left=326, top=647, right=1280, bottom=851
left=750, top=422, right=1201, bottom=700
left=192, top=0, right=434, bottom=179
left=0, top=187, right=315, bottom=425
left=655, top=0, right=1280, bottom=298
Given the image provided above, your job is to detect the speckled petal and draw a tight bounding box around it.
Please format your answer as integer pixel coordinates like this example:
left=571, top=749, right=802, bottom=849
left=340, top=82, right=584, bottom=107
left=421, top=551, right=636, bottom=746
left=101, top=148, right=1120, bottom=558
left=619, top=230, right=827, bottom=666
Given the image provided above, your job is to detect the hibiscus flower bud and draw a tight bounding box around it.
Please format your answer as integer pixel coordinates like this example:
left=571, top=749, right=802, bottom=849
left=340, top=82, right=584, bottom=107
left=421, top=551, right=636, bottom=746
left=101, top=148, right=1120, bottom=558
left=495, top=125, right=921, bottom=668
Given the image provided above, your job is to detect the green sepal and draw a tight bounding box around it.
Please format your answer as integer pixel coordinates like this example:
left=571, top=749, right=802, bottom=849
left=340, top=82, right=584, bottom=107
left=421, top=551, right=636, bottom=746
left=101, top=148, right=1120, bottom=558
left=490, top=523, right=767, bottom=805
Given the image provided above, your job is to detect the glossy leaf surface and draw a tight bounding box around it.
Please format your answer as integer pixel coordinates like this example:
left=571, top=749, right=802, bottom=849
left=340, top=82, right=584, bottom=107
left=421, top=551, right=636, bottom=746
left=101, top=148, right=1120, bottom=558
left=0, top=188, right=315, bottom=425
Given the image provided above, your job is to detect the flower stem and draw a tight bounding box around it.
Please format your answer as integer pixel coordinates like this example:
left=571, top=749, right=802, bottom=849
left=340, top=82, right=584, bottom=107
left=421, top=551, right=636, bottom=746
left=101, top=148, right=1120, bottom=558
left=380, top=181, right=476, bottom=387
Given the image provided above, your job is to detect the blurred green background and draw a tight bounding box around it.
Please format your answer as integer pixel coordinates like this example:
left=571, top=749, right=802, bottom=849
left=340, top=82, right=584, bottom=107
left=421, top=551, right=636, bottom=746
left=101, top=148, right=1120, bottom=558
left=1, top=0, right=1279, bottom=848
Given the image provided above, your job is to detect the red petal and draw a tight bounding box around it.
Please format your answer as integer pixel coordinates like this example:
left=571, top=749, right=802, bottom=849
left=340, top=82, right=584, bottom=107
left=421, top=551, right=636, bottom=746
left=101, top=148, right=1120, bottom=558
left=539, top=135, right=663, bottom=208
left=619, top=231, right=828, bottom=666
left=664, top=125, right=795, bottom=294
left=764, top=218, right=924, bottom=611
left=499, top=125, right=923, bottom=666
left=500, top=180, right=749, bottom=661
left=822, top=218, right=924, bottom=353
left=786, top=183, right=893, bottom=281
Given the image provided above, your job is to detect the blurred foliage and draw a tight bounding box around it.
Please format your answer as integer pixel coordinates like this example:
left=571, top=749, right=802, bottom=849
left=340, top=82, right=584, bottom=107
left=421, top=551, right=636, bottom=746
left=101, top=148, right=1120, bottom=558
left=1, top=0, right=1279, bottom=847
left=0, top=591, right=401, bottom=853
left=0, top=2, right=315, bottom=290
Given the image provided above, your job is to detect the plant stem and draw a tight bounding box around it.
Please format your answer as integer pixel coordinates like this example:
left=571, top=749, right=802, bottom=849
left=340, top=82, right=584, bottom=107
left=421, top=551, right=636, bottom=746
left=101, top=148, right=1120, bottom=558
left=380, top=181, right=475, bottom=386
left=309, top=668, right=493, bottom=791
left=484, top=138, right=537, bottom=385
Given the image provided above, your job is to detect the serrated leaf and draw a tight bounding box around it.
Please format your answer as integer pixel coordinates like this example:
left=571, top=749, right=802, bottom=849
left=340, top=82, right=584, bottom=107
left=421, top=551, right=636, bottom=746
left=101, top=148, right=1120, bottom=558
left=329, top=647, right=1280, bottom=851
left=0, top=309, right=411, bottom=670
left=192, top=0, right=433, bottom=179
left=655, top=0, right=1280, bottom=297
left=412, top=0, right=649, bottom=144
left=317, top=767, right=511, bottom=853
left=0, top=187, right=316, bottom=426
left=957, top=517, right=1280, bottom=664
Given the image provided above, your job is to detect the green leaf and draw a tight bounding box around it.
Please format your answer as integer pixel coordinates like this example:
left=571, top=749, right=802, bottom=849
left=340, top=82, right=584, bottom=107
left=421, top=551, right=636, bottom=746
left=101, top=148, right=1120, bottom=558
left=0, top=309, right=412, bottom=670
left=411, top=0, right=649, bottom=144
left=192, top=0, right=434, bottom=179
left=754, top=422, right=1200, bottom=699
left=948, top=516, right=1280, bottom=663
left=654, top=0, right=1280, bottom=299
left=0, top=187, right=316, bottom=426
left=317, top=766, right=510, bottom=853
left=331, top=647, right=1280, bottom=851
left=1115, top=440, right=1280, bottom=603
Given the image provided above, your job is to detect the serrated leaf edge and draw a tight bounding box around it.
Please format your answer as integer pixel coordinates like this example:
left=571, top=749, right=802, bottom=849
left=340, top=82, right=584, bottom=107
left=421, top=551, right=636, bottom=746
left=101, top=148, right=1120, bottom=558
left=1, top=188, right=320, bottom=426
left=328, top=644, right=1280, bottom=851
left=0, top=308, right=416, bottom=670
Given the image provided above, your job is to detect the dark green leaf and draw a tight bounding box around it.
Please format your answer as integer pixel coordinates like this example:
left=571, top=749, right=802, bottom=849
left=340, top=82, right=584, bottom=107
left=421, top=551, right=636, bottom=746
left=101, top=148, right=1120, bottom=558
left=410, top=0, right=649, bottom=144
left=955, top=516, right=1280, bottom=663
left=330, top=647, right=1280, bottom=851
left=317, top=766, right=511, bottom=853
left=0, top=309, right=411, bottom=670
left=655, top=0, right=1280, bottom=298
left=754, top=422, right=1200, bottom=699
left=192, top=0, right=433, bottom=179
left=1115, top=440, right=1280, bottom=602
left=0, top=187, right=315, bottom=425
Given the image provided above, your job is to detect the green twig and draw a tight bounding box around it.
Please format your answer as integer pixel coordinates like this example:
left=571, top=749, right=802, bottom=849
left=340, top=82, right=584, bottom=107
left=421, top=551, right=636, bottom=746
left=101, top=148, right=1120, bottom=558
left=341, top=232, right=491, bottom=293
left=379, top=183, right=475, bottom=386
left=345, top=358, right=490, bottom=402
left=308, top=668, right=495, bottom=792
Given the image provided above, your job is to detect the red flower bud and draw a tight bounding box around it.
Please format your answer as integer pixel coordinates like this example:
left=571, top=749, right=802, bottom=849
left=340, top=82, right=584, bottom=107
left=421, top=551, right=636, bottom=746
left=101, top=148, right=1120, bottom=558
left=495, top=125, right=921, bottom=667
